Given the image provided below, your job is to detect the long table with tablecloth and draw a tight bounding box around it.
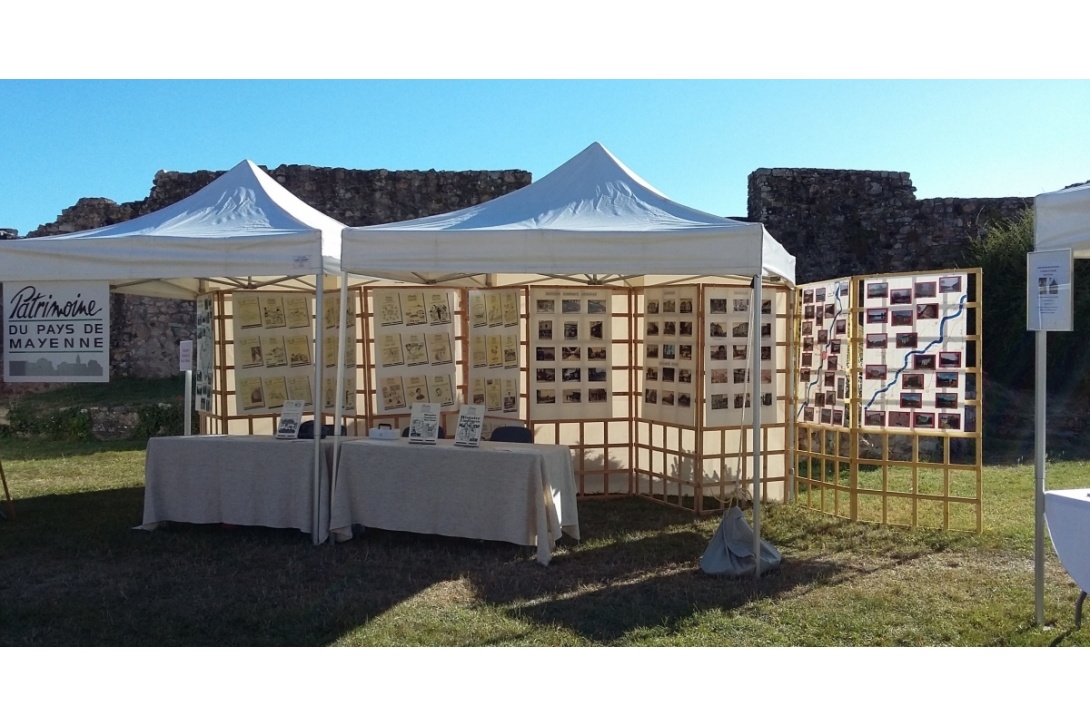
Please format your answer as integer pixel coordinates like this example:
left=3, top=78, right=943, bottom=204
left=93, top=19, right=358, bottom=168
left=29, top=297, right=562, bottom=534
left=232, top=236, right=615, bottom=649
left=330, top=438, right=580, bottom=565
left=140, top=435, right=335, bottom=542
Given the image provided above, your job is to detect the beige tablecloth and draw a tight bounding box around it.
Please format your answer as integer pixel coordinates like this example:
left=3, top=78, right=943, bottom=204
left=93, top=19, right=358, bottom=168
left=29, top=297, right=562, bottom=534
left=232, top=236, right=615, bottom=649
left=140, top=435, right=334, bottom=542
left=331, top=438, right=580, bottom=565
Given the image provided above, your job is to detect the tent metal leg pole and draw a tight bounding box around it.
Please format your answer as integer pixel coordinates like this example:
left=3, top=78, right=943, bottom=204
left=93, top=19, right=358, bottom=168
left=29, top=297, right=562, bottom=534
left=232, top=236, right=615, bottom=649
left=1035, top=329, right=1046, bottom=626
left=751, top=274, right=763, bottom=578
left=313, top=281, right=325, bottom=546
left=331, top=273, right=349, bottom=518
left=184, top=368, right=193, bottom=436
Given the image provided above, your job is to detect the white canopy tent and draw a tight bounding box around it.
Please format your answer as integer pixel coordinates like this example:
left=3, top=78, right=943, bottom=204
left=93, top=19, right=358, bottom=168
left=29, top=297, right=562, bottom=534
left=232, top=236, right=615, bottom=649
left=1033, top=180, right=1090, bottom=622
left=0, top=159, right=360, bottom=544
left=0, top=159, right=347, bottom=300
left=341, top=142, right=795, bottom=285
left=338, top=141, right=796, bottom=572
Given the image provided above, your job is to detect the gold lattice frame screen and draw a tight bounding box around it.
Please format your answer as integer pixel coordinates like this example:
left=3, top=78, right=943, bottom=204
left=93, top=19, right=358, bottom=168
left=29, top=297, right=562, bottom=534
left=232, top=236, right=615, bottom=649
left=792, top=269, right=983, bottom=533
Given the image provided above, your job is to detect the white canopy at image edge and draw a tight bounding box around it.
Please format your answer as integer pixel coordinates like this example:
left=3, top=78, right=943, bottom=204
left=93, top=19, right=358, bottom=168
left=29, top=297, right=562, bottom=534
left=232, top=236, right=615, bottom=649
left=340, top=142, right=796, bottom=286
left=0, top=160, right=345, bottom=299
left=1036, top=180, right=1090, bottom=255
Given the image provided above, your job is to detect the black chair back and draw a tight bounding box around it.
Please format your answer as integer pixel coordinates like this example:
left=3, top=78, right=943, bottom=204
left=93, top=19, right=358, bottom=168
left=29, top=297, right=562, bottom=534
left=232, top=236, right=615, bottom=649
left=490, top=425, right=534, bottom=443
left=298, top=421, right=346, bottom=439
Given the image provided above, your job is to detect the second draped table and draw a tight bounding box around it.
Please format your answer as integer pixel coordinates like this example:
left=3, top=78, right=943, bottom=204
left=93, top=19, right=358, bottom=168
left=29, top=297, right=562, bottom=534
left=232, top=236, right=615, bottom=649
left=330, top=438, right=580, bottom=565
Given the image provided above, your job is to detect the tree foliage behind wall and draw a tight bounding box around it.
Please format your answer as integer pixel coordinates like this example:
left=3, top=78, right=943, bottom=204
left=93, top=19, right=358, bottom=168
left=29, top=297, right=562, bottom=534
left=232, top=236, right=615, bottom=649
left=967, top=209, right=1090, bottom=398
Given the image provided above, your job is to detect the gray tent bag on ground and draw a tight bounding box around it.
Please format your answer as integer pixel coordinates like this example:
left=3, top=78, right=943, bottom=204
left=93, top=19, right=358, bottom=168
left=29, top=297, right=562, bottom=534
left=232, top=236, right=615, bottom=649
left=700, top=505, right=783, bottom=576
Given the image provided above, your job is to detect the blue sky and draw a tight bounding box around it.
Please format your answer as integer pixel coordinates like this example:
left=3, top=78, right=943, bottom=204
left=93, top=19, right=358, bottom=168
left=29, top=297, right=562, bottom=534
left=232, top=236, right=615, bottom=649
left=3, top=9, right=1087, bottom=237
left=2, top=79, right=1087, bottom=236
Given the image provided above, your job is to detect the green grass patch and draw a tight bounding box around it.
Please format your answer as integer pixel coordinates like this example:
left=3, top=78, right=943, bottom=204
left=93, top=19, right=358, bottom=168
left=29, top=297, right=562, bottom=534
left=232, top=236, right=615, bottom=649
left=0, top=439, right=1087, bottom=646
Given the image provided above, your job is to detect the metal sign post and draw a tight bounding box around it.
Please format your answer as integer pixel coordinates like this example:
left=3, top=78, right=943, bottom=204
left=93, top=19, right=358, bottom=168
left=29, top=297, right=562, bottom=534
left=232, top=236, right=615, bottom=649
left=1027, top=248, right=1074, bottom=626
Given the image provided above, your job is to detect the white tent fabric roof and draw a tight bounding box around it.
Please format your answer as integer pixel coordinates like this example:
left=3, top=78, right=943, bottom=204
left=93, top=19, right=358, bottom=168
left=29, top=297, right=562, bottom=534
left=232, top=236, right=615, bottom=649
left=1035, top=181, right=1090, bottom=256
left=341, top=142, right=796, bottom=285
left=0, top=160, right=345, bottom=298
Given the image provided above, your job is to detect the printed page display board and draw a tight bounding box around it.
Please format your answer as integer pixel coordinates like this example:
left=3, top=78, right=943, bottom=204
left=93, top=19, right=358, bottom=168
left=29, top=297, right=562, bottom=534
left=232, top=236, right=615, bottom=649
left=795, top=280, right=851, bottom=427
left=529, top=288, right=612, bottom=420
left=232, top=292, right=319, bottom=415
left=858, top=272, right=969, bottom=432
left=641, top=286, right=698, bottom=426
left=467, top=289, right=520, bottom=417
left=374, top=289, right=457, bottom=414
left=3, top=281, right=110, bottom=383
left=319, top=294, right=358, bottom=412
left=195, top=294, right=214, bottom=413
left=704, top=286, right=778, bottom=428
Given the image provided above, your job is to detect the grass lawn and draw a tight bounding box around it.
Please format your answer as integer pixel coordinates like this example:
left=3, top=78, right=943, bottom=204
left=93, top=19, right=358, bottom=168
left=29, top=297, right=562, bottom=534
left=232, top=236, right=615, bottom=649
left=0, top=437, right=1087, bottom=647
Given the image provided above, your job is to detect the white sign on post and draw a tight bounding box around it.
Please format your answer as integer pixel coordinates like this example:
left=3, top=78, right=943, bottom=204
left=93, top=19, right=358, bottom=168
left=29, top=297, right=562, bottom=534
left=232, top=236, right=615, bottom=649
left=1027, top=249, right=1074, bottom=332
left=3, top=281, right=110, bottom=383
left=178, top=340, right=194, bottom=371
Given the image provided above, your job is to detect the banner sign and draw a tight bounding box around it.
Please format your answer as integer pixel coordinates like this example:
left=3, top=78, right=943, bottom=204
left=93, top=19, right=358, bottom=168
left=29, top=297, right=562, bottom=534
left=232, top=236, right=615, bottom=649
left=3, top=281, right=110, bottom=382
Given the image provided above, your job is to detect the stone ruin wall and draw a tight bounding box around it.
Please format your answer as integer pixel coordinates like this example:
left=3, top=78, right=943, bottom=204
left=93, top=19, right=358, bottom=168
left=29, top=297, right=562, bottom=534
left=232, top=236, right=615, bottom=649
left=0, top=164, right=533, bottom=396
left=2, top=164, right=1046, bottom=397
left=747, top=168, right=1032, bottom=283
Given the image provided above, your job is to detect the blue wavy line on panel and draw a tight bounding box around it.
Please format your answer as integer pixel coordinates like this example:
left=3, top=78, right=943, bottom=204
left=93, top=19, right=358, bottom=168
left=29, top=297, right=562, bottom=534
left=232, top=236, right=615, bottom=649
left=863, top=292, right=968, bottom=411
left=796, top=280, right=849, bottom=420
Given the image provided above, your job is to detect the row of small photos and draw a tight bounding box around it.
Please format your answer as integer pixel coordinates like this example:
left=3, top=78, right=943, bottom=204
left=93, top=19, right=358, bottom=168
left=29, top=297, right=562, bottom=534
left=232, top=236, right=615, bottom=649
left=863, top=332, right=957, bottom=350
left=536, top=320, right=606, bottom=340
left=801, top=303, right=845, bottom=325
left=709, top=321, right=772, bottom=339
left=707, top=298, right=772, bottom=315
left=537, top=298, right=609, bottom=315
left=863, top=409, right=963, bottom=430
left=801, top=406, right=849, bottom=426
left=865, top=277, right=964, bottom=301
left=707, top=392, right=774, bottom=410
left=643, top=389, right=694, bottom=407
left=536, top=387, right=609, bottom=405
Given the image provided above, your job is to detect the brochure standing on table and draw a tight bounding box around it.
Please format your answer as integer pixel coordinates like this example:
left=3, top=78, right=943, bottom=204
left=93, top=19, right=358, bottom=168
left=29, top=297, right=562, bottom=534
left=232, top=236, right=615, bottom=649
left=276, top=400, right=306, bottom=439
left=454, top=405, right=485, bottom=447
left=408, top=402, right=441, bottom=444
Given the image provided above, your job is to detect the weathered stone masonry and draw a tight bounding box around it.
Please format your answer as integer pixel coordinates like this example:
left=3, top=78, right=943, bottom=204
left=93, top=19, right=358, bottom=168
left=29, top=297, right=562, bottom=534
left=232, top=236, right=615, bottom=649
left=747, top=167, right=1032, bottom=284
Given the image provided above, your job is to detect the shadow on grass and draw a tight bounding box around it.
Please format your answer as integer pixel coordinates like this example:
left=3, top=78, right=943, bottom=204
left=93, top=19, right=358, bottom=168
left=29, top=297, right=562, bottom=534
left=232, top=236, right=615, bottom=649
left=0, top=488, right=932, bottom=646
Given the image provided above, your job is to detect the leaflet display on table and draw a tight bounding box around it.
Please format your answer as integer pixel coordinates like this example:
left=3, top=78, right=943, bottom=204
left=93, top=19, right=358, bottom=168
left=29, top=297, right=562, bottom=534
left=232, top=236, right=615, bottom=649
left=703, top=285, right=781, bottom=428
left=529, top=288, right=612, bottom=420
left=795, top=279, right=851, bottom=428
left=408, top=402, right=441, bottom=444
left=468, top=289, right=521, bottom=418
left=454, top=404, right=485, bottom=447
left=857, top=272, right=970, bottom=432
left=231, top=292, right=357, bottom=416
left=276, top=400, right=306, bottom=439
left=374, top=289, right=458, bottom=415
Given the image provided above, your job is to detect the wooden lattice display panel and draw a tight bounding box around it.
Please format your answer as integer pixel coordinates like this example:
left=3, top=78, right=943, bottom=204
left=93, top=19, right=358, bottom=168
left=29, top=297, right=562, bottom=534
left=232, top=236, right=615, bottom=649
left=793, top=269, right=983, bottom=533
left=633, top=281, right=792, bottom=515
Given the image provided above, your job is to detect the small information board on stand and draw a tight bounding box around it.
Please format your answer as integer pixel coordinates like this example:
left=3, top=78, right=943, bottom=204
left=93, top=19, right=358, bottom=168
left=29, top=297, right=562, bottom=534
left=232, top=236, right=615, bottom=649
left=1027, top=249, right=1074, bottom=332
left=408, top=402, right=441, bottom=444
left=454, top=405, right=485, bottom=447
